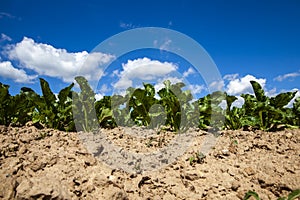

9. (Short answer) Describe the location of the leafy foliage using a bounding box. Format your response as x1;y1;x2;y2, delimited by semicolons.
0;83;13;126
33;78;75;131
0;78;299;132
72;76;98;132
224;81;298;131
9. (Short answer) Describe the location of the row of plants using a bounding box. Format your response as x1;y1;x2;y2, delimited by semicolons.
0;76;299;132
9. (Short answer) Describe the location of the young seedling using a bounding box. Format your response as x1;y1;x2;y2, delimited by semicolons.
243;189;300;200
189;151;206;166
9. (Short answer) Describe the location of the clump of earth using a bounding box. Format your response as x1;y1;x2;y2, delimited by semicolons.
0;124;299;199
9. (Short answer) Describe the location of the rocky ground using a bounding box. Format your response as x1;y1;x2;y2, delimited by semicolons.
0;124;299;199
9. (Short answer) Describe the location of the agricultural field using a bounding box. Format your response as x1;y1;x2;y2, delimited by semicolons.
0;77;300;199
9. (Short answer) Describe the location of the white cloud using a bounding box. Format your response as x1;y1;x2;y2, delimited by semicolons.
95;93;104;101
188;84;206;95
0;33;12;42
6;37;114;83
153;38;172;51
223;73;238;81
231;96;245;108
265;87;277;97
111;70;119;77
114;57;178;89
99;84;110;93
160;39;172;50
183;67;195;78
0;61;37;83
226;74;266;95
219;96;245;110
209;80;224;91
274;71;300;82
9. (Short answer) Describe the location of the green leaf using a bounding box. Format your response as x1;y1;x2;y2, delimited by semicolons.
270;92;297;108
243;190;260;200
250;80;267;102
39;78;57;107
287;189;300;200
58;83;74;105
75;76;95;101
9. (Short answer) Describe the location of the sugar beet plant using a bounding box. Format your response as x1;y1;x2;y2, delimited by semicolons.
0;79;75;131
0;77;299;132
223;81;298;131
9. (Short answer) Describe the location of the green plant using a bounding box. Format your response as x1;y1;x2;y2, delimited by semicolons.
0;78;299;133
189;151;206;166
243;189;300;200
33;78;75;131
240;81;297;131
197;91;225;130
224;94;242;130
243;190;260;200
0;83;12;126
157;80;182;131
72;76;97;132
95;96;117;128
128;83;158;126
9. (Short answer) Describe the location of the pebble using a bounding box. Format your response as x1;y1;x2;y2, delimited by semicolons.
286;132;293;139
231;180;240;191
244;167;255;176
221;149;230;156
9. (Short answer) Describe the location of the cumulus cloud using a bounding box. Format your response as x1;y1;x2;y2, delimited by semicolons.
274;71;300;82
114;57;178;89
6;37;114;83
225;74;266;95
0;61;37;83
183;67;195;78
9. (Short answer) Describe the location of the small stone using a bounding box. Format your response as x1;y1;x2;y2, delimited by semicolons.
286;132;293;139
231;180;240;191
108;175;116;181
199;172;206;179
221;149;230;156
184;172;199;181
228;169;235;176
212;183;219;188
218;186;226;191
244;167;255;176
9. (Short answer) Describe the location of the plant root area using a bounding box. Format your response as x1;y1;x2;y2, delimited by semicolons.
0;125;299;199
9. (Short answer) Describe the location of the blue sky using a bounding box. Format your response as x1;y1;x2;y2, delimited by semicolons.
0;0;299;104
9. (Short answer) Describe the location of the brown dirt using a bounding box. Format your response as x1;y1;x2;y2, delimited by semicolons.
0;124;299;200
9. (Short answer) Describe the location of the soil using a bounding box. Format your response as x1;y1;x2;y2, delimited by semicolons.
0;124;299;200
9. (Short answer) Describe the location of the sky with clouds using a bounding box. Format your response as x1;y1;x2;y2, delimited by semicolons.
0;0;299;104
